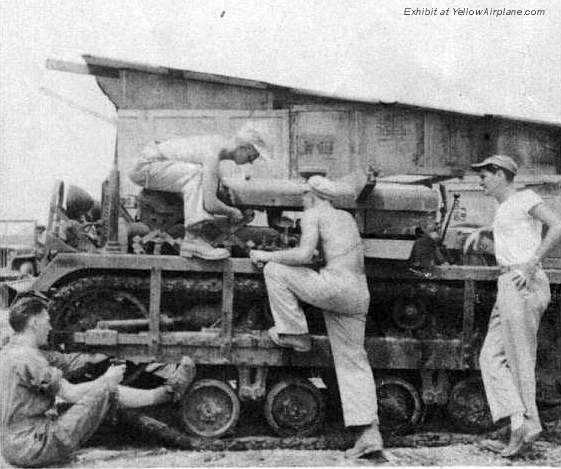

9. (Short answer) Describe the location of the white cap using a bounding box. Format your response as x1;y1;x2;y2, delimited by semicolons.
304;175;339;200
471;154;519;174
235;121;272;161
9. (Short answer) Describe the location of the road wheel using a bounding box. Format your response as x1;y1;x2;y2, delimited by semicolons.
446;376;494;433
264;377;325;437
181;379;240;438
391;297;427;331
377;376;424;434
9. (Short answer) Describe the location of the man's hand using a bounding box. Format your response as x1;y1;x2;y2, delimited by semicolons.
102;364;126;386
228;208;244;223
511;256;539;291
250;249;271;265
463;227;486;254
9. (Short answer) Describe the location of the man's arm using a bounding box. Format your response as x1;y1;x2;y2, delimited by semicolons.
463;225;493;254
510;203;561;290
529;203;561;263
201;161;242;220
251;210;319;266
43;351;108;378
58;364;125;403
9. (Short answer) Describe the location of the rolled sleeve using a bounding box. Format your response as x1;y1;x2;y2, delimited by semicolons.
43;351;108;378
520;190;544;214
19;361;63;396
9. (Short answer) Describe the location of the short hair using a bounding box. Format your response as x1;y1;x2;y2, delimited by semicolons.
478;164;515;183
9;296;48;332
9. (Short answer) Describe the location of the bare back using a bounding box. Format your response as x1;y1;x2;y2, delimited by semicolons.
315;206;364;274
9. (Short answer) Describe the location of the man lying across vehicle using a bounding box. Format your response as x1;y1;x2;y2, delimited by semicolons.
129;123;271;260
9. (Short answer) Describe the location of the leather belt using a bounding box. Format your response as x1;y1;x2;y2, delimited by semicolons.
499;263;542;275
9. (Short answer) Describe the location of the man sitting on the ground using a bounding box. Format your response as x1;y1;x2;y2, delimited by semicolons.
0;294;195;468
129;123;271;260
250;175;383;459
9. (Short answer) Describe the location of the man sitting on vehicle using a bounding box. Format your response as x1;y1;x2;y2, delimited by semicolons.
0;294;195;468
250;175;383;459
129;123;271;260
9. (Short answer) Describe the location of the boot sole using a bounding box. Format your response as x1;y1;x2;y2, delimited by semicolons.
180;249;230;260
345;446;383;459
267;329;311;352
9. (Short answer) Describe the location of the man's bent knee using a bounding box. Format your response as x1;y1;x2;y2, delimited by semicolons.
263;261;284;279
479;344;492;372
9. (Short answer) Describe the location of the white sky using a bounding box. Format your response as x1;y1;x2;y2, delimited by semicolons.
1;0;560;223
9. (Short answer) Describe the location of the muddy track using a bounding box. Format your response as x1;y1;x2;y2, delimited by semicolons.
96;405;561;453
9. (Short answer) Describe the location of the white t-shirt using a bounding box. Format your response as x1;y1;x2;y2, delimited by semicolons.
493;189;544;266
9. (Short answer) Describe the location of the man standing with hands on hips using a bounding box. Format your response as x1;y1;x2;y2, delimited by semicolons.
464;154;561;457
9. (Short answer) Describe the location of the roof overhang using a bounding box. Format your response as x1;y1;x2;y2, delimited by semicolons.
45;55;561;128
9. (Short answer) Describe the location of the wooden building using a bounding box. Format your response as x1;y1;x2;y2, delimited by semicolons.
48;55;561;235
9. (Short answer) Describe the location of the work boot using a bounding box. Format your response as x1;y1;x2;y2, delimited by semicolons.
268;327;311;352
501;423;541;458
345;422;384;459
180;234;230;260
166;356;196;403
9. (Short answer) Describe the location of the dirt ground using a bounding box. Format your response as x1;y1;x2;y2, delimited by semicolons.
55;442;561;468
2;309;561;467
2;435;561;467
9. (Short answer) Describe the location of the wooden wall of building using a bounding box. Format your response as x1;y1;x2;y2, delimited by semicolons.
288;102;560;180
101;70;561;200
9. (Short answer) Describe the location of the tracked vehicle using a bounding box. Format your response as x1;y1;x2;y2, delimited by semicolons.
17;56;561;438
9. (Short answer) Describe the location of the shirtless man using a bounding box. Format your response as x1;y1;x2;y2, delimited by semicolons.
250;175;382;459
464;154;561;457
130;123;270;260
0;294;195;467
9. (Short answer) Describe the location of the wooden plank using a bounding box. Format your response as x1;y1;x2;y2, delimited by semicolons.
83;55;169;75
432;264;561;283
461;279;476;368
72;331;464;369
149;267;162;355
181;70;270;90
36;253;561;296
46;59;91;75
45;59;119;78
220;260;235;357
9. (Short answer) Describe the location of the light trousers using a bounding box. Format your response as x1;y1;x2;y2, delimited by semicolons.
479;269;550;434
129;142;213;228
263;262;377;426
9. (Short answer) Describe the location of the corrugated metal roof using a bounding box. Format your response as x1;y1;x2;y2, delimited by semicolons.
48;55;561;128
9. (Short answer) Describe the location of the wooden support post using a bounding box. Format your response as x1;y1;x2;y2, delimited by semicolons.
423;111;431;168
288;110;299;179
461;279;476;368
220;260;235;358
105;138;122;253
149;267;162;357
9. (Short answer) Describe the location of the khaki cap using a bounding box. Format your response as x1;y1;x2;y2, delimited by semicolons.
470;154;518;174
